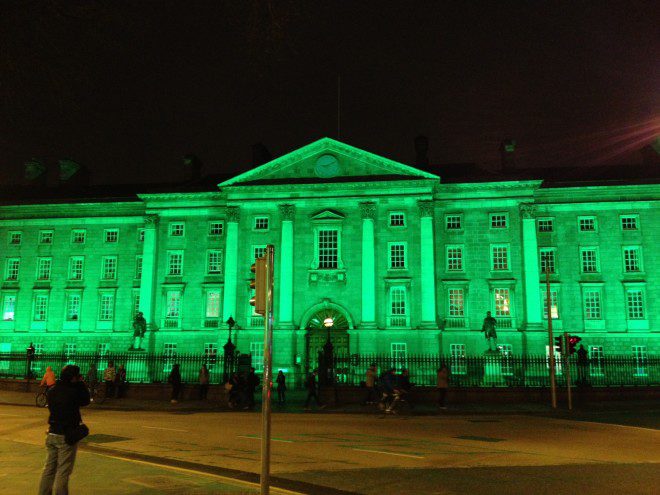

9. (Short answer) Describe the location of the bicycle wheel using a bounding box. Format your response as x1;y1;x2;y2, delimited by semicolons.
35;392;48;408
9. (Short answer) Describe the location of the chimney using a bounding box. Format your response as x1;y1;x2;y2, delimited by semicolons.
58;159;89;187
414;135;429;168
182;154;203;182
24;159;47;186
252;143;272;167
499;139;516;170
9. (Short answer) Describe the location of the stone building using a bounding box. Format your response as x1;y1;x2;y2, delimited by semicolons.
0;138;657;376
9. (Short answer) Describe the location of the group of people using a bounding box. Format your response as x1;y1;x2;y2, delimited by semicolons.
225;367;262;409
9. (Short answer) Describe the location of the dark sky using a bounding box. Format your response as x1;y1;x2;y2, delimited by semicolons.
1;1;658;185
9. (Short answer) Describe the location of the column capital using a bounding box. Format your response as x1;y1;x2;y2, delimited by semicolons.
144;214;159;227
278;204;296;221
226;206;240;223
359;202;376;220
519;203;536;219
418;200;434;218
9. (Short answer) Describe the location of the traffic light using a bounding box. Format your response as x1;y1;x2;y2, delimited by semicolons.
250;257;267;315
554;336;563;354
567;335;582;355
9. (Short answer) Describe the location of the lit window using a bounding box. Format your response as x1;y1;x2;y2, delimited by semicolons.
64;343;76;364
623;247;642;272
104;229;118;243
39;231;53;244
5;258;20;281
66;293;81;320
539;248;556;274
318;229;338;269
391;343;408;372
98;293;114;321
71;230;86;244
36;258;52;280
632;346;647;376
542;289;559;319
491;245;509;271
209;221;224;236
389;212;405;227
445;215;462;230
389;243;406;269
101;256;117;280
166;291;181;318
626;289;645;320
494;288;511;317
33;294;49;321
250;342;264;372
490;213;508;229
204;343;218;370
583;289;601;319
205;290;221;318
163;343;177;372
253;245;267;260
450;344;466;375
169;222;185;237
132;291;141;318
137;228;145;242
537;218;554;233
207;250;223;274
389;287;407;327
498;344;514;375
254;217;269;230
135;256;143;279
590;346;605;376
620;215;638;231
578;216;596;232
580;248;599;273
167;251;183;276
68;257;84;280
446;245;463;271
448;288;464;317
2;295;16;321
8;232;22;245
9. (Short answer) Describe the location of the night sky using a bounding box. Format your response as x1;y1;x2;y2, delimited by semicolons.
1;1;658;185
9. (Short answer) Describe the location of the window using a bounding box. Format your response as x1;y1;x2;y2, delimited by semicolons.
204;343;218;370
132;290;141;318
205;290;221;318
450;344;466;375
578;216;596;232
65;293;81;321
590;346;604;376
167;251;183;276
102;256;117;280
209;221;224;236
68;257;84;280
5;258;20;281
0;343;11;371
96;343;110;370
163;343;177;372
623;247;642;272
71;229;86;244
539;248;556;274
253;245;267;260
632;346;647;377
166;291;181;318
64;343;76;365
254;216;269;230
445;214;462;230
542;289;559;319
33;294;49;321
389;287;407;326
626;289;645;320
494;289;511;317
537;218;554;233
448;288;465;317
546;345;563;375
135;256;143;279
446;245;463;271
389;212;405;227
318;229;339;269
36;258;52;280
137;228;145;242
491;245;509;271
39;230;53;244
620;215;638;231
389;243;406;269
490;213;508;229
98;293;114;321
250;342;264;372
390;343;408;372
103;229;118;243
583;289;602;320
169;222;185;237
497;344;514;375
580;248;599;273
8;232;22;245
207;250;223;274
2;295;16;320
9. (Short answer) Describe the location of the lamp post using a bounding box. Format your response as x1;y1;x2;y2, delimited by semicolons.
223;316;236;383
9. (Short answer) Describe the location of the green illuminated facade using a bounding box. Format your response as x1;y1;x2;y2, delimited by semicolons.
0;138;657;374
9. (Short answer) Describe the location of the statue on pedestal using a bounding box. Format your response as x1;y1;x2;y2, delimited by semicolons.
130;312;147;351
481;311;498;353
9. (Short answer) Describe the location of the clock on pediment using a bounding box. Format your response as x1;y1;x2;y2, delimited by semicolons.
314;154;341;178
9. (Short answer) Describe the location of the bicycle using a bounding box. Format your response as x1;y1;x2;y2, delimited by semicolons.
35;386;49;408
88;382;107;405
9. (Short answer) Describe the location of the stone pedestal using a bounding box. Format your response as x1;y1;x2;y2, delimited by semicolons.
125;351;149;384
482;350;505;386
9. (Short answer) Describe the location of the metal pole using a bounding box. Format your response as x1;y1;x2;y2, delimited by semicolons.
260;245;274;495
564;332;573;411
545;269;557;409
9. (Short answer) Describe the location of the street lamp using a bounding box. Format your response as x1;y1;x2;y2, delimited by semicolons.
223;316;236;383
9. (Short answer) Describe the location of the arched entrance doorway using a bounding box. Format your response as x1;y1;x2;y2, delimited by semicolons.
302;303;351;375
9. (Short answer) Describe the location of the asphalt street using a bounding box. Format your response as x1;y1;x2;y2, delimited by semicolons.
0;397;658;494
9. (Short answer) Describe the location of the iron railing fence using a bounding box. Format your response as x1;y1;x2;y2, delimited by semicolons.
331;353;660;388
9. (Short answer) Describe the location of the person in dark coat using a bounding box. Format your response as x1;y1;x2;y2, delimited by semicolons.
304;370;325;410
38;365;90;495
246;367;260;409
168;364;182;404
114;364;127;398
576;345;590;386
276;370;286;404
199;364;210;400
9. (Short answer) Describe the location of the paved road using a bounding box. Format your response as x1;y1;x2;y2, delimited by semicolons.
1;402;658;494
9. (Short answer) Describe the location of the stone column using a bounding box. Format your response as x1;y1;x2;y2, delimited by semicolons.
419;200;437;328
520;203;543;329
139;215;159;329
278;204;295;329
222;206;240;323
360;202;377;328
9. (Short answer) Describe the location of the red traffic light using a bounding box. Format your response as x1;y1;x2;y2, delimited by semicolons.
567;335;582;355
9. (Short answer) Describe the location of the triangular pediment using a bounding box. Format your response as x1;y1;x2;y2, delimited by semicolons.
311;209;345;221
219;138;438;187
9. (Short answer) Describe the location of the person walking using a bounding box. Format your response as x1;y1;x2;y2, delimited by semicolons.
38;365;90;495
304;370;325;410
103;361;116;398
40;366;56;390
114;364;127;398
436;364;450;410
168;363;182;404
198;364;210;400
364;363;378;404
276;370;286;404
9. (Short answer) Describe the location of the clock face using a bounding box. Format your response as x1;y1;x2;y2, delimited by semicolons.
315;154;341;178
